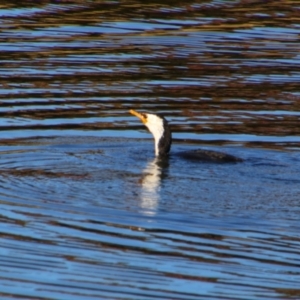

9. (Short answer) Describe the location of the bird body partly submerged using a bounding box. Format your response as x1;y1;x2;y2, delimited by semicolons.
176;149;242;162
130;109;242;163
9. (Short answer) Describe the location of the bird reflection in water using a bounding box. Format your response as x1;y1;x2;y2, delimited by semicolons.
139;157;169;215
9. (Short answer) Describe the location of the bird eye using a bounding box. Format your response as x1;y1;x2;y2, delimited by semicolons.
141;113;147;119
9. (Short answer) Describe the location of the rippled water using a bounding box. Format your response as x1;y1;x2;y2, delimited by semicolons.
1;1;300;299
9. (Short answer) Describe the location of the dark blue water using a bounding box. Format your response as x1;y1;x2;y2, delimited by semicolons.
0;1;300;299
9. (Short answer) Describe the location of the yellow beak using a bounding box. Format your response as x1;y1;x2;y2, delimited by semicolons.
129;109;147;124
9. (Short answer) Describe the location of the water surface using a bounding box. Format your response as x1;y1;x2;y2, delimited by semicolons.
0;1;300;299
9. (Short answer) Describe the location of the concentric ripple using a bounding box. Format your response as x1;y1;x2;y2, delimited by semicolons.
0;137;300;299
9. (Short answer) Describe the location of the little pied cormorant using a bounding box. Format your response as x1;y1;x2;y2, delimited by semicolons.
130;109;242;162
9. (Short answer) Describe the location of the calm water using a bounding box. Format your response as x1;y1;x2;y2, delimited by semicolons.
0;1;300;299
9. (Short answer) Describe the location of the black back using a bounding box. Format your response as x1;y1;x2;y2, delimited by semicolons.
177;149;242;163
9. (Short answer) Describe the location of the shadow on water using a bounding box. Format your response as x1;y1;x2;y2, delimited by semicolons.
0;0;300;299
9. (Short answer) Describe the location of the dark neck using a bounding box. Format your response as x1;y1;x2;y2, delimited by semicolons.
158;118;172;156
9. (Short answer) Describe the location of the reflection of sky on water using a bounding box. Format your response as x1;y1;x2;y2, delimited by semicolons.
0;7;45;17
1;1;300;298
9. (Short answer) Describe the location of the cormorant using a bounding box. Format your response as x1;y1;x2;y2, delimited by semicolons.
130;109;242;162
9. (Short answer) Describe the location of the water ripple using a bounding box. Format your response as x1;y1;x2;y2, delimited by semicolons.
0;0;300;299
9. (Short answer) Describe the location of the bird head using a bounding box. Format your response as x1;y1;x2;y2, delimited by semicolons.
130;109;172;156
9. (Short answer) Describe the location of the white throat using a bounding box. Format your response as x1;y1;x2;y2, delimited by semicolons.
145;115;164;156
